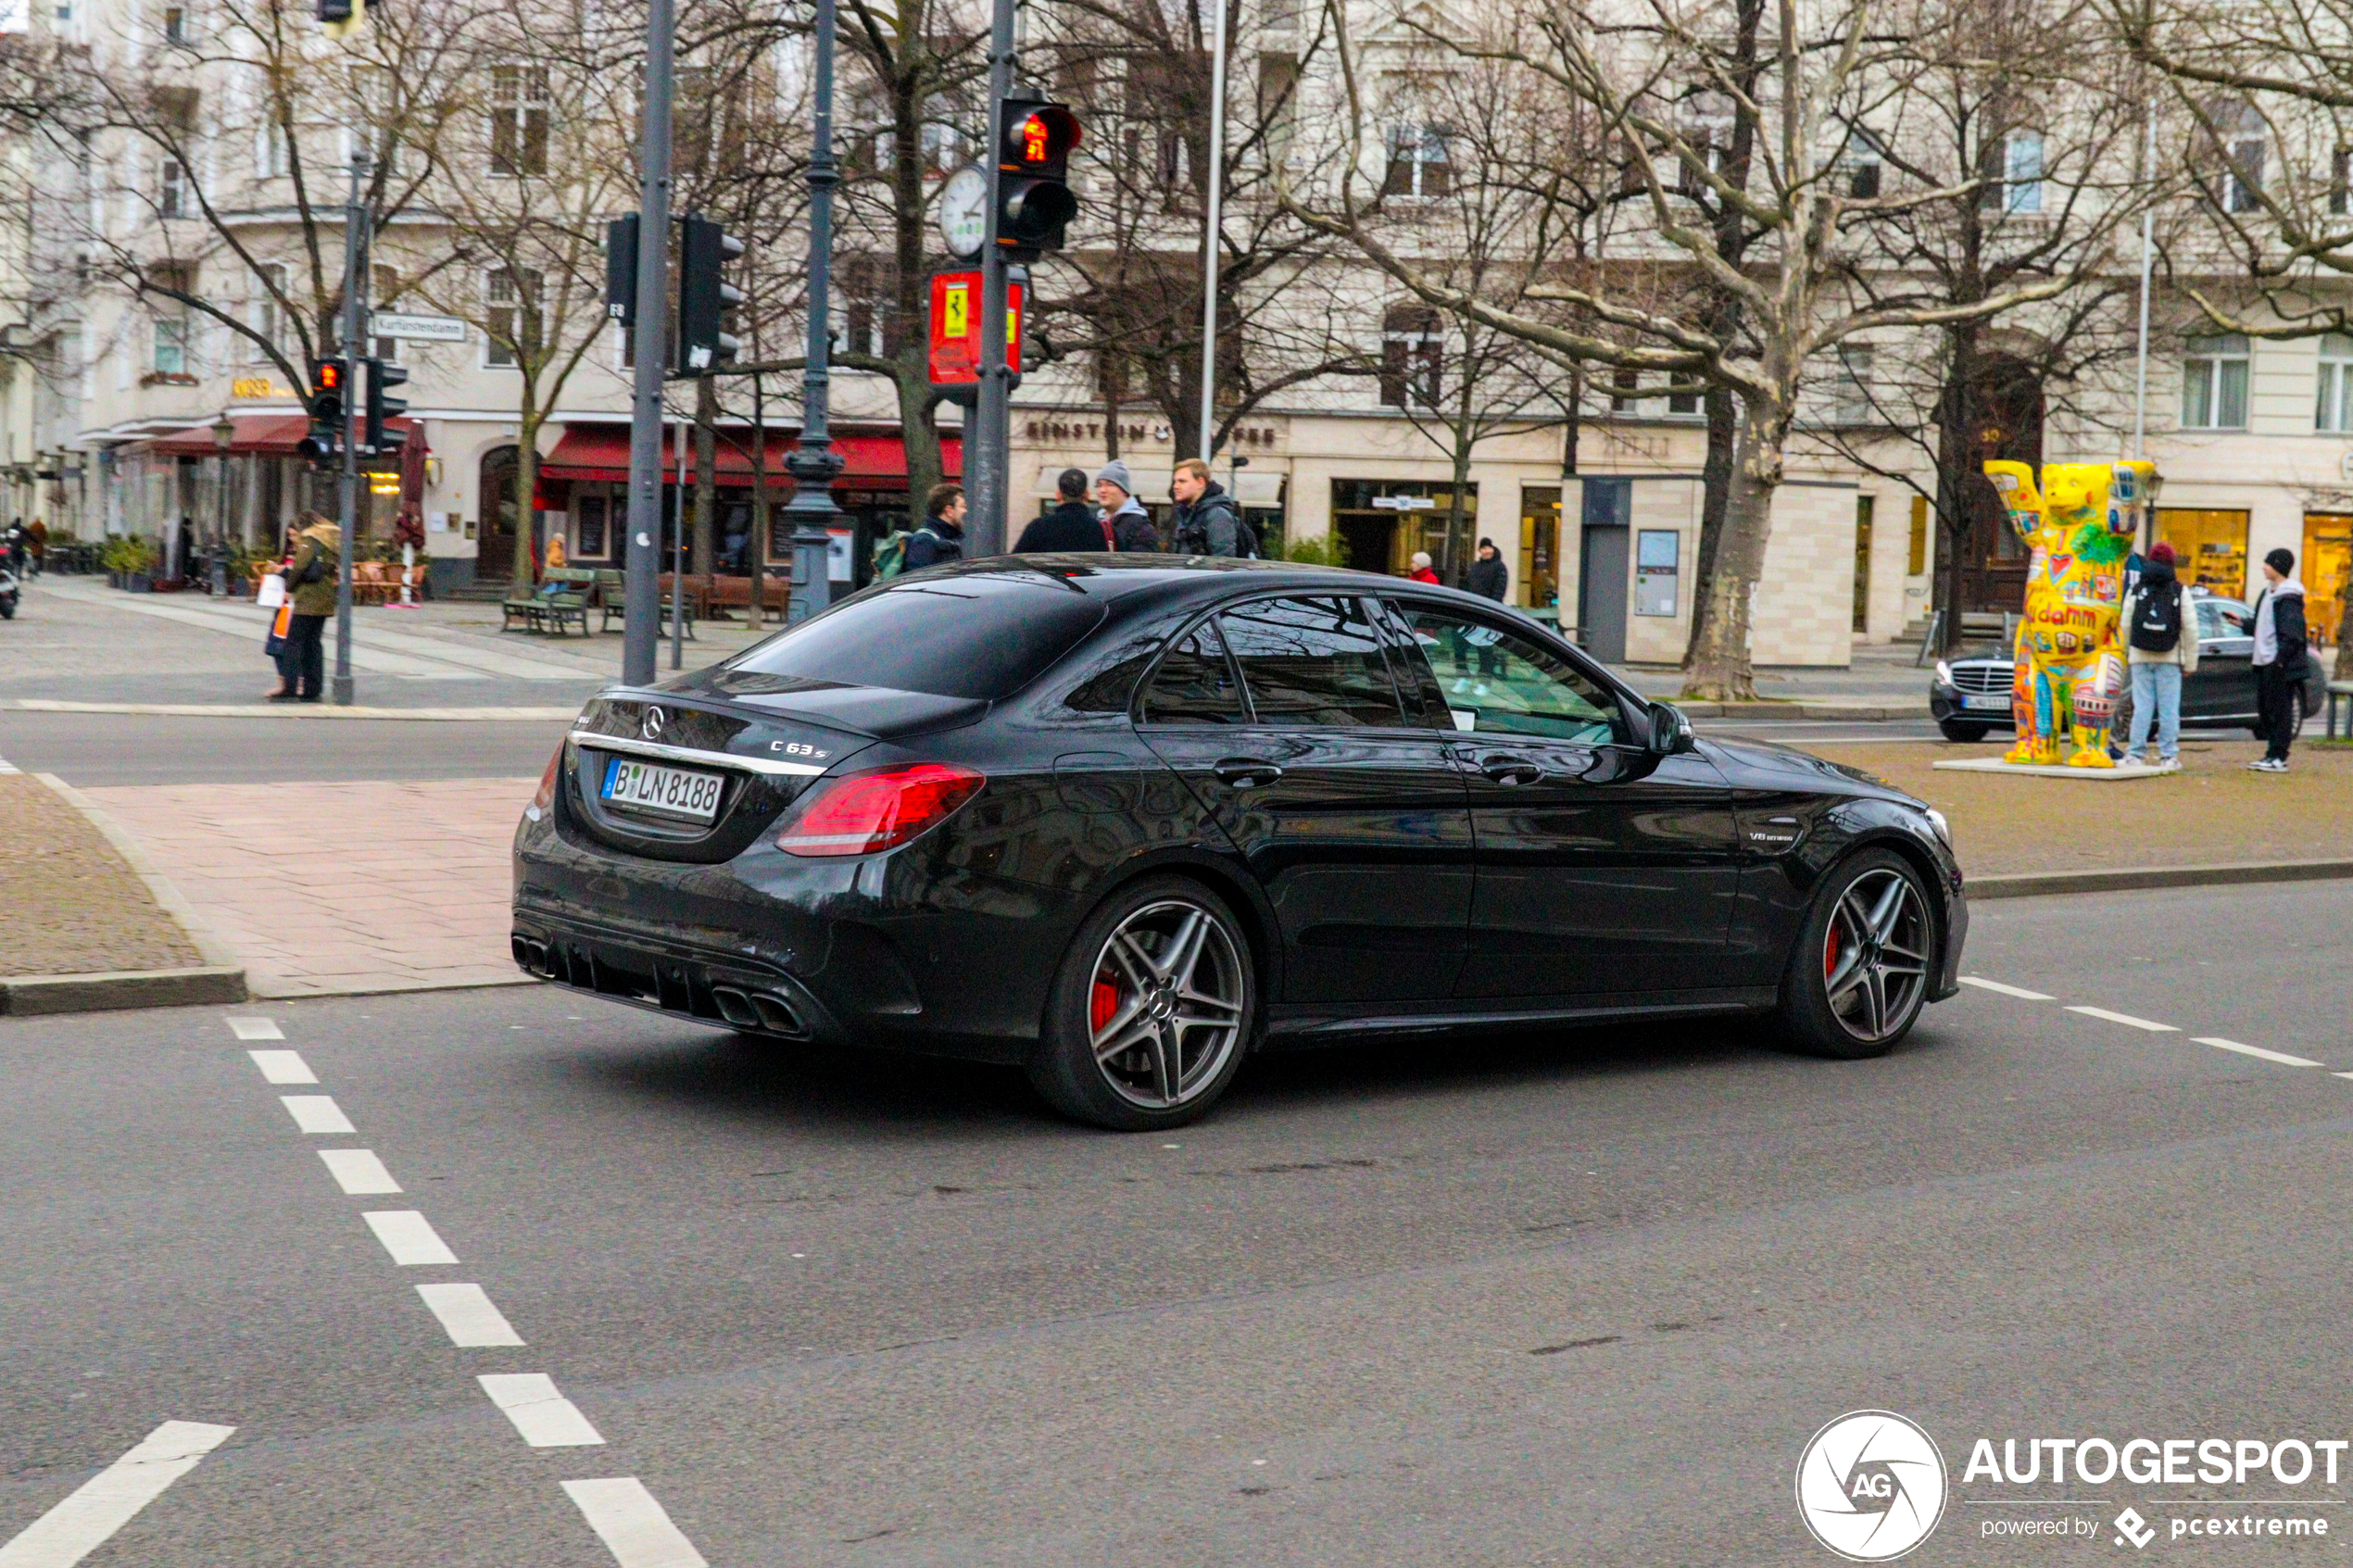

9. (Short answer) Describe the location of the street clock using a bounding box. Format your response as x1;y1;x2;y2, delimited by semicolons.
938;164;989;259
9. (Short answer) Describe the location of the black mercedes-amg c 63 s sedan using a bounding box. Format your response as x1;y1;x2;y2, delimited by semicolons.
512;557;1967;1130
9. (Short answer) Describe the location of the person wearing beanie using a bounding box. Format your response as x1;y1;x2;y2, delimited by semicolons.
2248;546;2309;771
1466;537;1509;601
2119;539;2198;768
1407;550;1441;584
1095;459;1161;552
1015;468;1111;552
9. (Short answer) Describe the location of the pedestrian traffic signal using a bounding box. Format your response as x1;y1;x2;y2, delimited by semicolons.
298;358;348;458
676;215;742;375
605;214;638;328
995;96;1080;254
364;357;408;455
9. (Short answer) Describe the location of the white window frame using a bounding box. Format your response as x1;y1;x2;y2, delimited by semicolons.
2182;333;2250;430
1380;305;1442;407
1841;129;1882;201
1833;345;1875;425
2318;334;2353;433
248;260;287;365
484;267;542;369
488;63;550;178
2003;131;2043;213
2222;125;2266;214
1383;122;1450;200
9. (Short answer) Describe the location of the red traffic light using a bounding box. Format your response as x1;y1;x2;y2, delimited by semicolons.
1000;101;1079;175
314;360;343;391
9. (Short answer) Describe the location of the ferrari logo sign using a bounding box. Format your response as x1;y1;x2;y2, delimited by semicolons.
926;270;1023;397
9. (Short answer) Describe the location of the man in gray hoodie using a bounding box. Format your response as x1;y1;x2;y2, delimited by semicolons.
1096;459;1162;553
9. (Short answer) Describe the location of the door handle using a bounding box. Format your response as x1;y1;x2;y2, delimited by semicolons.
1477;754;1544;786
1214;757;1285;789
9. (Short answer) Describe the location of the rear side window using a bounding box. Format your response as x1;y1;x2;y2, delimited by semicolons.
724;574;1105;699
1140;623;1246;723
1216;596;1407;727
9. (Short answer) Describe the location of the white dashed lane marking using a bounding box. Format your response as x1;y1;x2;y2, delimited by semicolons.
2196;1036;2323;1069
416;1284;525;1348
478;1374;604;1447
279;1095;355;1135
2063;1006;2178;1033
246;1049;316;1085
1959;976;2056;1000
226;1017;283;1041
362;1210;458;1267
318;1149;401;1196
562;1477;711;1568
0;1420;235;1568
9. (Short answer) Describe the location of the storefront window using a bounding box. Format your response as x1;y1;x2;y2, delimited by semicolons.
574;494;608;559
2303;513;2350;646
2155;508;2250;598
1518;486;1560;609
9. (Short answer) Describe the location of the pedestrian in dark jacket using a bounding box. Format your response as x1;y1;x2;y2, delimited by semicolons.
1170;458;1249;556
275;512;339;702
1096;459;1161;552
902;483;967;571
1014;469;1109;552
2249;546;2309;771
1466;537;1508;601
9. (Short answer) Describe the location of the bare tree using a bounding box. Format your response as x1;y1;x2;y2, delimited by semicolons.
1290;0;2132;698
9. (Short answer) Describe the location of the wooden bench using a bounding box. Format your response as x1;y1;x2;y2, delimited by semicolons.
704;573;789;620
598;570;697;638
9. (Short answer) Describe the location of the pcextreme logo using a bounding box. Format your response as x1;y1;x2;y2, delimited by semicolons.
1796;1410;1949;1562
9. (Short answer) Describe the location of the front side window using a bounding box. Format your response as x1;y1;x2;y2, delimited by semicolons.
1395;604;1626;744
1217;596;1406;727
1139;623;1246;724
2183;333;2249;429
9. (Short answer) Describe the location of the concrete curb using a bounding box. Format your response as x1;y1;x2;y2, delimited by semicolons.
1671;701;1931;721
9;700;582;721
249;972;539;1001
8;772;249;1015
1970;858;2353;900
1;966;248;1016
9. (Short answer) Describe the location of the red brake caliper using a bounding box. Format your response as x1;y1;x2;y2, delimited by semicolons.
1090;979;1121;1035
1824;922;1842;981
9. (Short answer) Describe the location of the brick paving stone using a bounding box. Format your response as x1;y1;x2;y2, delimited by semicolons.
0;774;202;976
82;776;538;998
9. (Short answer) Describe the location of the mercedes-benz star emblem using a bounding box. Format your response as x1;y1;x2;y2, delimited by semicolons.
641;706;665;740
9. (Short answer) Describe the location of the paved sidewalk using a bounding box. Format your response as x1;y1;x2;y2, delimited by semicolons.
82;777;535;997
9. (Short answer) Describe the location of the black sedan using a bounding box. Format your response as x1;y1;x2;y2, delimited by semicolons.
513;558;1968;1129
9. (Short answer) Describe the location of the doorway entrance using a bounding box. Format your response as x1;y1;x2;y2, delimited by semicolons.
477;446;519;582
1577;478;1631;663
1959;356;2044;611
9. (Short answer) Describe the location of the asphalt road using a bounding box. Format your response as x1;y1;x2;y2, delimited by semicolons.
6;880;2351;1565
0;710;575;785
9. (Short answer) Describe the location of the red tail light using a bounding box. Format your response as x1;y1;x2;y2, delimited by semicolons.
774;763;984;857
530;743;564;814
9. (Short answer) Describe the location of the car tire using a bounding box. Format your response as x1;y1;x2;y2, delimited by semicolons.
1027;875;1257;1131
1936;720;1990;742
1774;848;1939;1061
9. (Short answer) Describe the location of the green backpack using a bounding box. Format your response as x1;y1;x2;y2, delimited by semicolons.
873;528;914;579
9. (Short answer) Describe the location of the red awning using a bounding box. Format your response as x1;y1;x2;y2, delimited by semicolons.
140;413;415;457
539;425;961;486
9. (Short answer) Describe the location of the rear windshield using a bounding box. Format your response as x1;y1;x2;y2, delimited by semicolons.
722;574;1107;699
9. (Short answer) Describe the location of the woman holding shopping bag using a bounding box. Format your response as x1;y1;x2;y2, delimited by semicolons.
258;524;300;699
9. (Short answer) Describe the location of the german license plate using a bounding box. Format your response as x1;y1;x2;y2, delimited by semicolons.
601;757;724;822
1961;693;2010;712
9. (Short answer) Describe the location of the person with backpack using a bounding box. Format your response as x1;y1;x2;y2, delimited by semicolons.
275;510;339;703
1169;458;1253;557
1014;469;1109;552
899;483;966;573
2248;546;2309;772
2118;539;2197;769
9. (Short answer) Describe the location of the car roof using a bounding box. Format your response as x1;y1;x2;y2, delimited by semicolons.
908;553;1512;616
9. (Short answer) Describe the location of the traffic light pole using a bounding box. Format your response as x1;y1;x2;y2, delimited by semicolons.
622;0;676;687
970;0;1018;558
333;152;369;708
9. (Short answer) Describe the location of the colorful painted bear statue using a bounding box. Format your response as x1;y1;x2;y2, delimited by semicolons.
1981;459;2157;768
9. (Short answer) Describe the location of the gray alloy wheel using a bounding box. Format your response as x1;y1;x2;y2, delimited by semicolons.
1028;877;1257;1130
1819;867;1932;1046
1777;849;1937;1060
1085;898;1248;1111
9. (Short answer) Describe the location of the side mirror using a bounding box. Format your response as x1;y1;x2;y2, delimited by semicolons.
1646;700;1696;756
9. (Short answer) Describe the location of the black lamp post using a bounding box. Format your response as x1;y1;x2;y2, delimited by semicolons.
780;0;843;624
209;410;235;596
